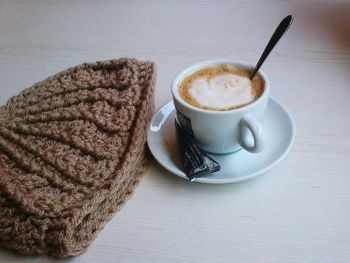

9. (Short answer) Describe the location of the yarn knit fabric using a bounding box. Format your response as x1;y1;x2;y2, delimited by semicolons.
0;58;156;257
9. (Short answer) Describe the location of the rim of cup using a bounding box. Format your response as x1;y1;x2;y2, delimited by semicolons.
171;59;270;115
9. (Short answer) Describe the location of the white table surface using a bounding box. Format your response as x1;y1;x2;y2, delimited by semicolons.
0;0;349;262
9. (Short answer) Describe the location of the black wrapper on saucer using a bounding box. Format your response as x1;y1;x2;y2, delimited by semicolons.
175;120;220;181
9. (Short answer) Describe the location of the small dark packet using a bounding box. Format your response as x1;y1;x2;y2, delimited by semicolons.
175;120;220;181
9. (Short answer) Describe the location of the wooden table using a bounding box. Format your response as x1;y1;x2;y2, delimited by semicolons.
0;1;349;262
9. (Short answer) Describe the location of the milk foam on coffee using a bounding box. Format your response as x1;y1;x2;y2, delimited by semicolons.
178;64;264;111
189;73;255;109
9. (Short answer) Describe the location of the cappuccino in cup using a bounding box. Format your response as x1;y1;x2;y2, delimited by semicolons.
171;60;269;154
178;64;264;111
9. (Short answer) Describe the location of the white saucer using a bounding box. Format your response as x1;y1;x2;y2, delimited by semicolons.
147;98;295;184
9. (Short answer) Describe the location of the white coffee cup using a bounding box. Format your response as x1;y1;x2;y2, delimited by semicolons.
171;59;269;154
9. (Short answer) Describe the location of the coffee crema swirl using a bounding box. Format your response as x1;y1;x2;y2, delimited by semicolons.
178;64;264;111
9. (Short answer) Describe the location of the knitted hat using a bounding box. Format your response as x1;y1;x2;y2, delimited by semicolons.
0;58;156;257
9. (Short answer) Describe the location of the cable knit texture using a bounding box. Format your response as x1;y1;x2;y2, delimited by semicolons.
0;58;156;257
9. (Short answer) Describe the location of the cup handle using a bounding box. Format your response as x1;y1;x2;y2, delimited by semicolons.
239;115;266;153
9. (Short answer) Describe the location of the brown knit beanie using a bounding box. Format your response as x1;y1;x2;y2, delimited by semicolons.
0;58;156;257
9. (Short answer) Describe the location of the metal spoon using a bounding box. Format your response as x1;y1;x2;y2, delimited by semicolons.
250;15;294;80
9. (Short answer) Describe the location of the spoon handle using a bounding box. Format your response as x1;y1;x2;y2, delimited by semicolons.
250;15;294;79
